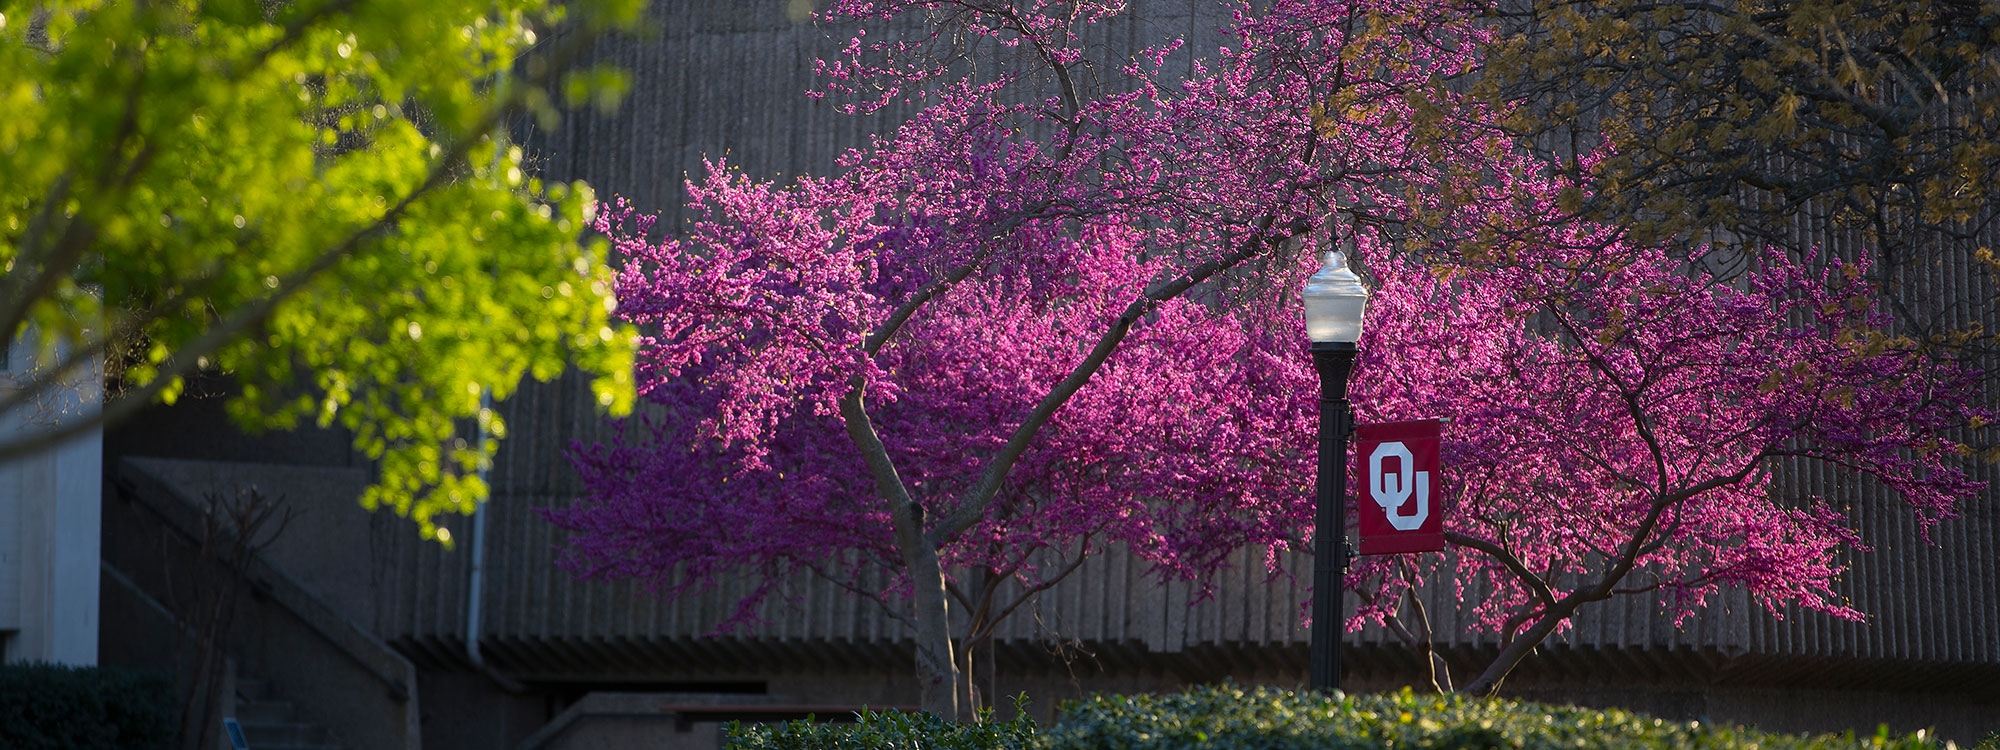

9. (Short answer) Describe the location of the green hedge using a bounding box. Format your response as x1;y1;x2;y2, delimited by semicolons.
728;685;1951;750
0;663;176;750
1049;685;1946;749
728;702;1041;750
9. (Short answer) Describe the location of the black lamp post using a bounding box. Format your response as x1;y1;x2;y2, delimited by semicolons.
1303;248;1369;693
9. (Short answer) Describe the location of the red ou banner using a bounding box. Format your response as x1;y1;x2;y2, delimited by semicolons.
1353;419;1445;555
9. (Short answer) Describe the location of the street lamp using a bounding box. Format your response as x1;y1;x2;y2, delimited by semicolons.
1303;247;1369;692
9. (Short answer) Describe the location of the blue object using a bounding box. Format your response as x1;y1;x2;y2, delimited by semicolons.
224;717;250;749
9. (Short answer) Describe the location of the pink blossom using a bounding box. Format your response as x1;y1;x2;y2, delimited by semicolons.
544;0;1986;707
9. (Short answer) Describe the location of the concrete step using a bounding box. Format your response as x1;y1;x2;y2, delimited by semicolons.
235;678;273;702
232;674;343;749
235;699;297;725
238;720;334;748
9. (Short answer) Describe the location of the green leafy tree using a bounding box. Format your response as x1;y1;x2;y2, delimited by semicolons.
1478;0;2000;392
0;0;640;537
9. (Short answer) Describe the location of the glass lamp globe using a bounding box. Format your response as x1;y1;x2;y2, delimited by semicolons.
1303;251;1370;344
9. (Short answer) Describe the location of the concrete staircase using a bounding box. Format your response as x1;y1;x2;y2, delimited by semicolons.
234;678;344;750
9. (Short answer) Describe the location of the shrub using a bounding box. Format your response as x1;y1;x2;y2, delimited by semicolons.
727;703;1042;750
727;685;1950;750
1046;685;1944;750
0;663;176;750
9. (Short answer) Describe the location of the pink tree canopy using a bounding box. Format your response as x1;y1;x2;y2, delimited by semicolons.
1351;230;1987;693
560;183;1313;626
545;0;1988;710
548;0;1514;716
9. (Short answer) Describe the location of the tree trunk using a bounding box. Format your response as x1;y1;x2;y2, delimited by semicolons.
1402;579;1452;693
839;389;960;718
1424;649;1452;694
1459;602;1577;696
903;539;960;718
1452;492;1691;696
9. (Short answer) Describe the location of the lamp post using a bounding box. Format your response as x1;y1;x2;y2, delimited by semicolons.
1303;248;1369;692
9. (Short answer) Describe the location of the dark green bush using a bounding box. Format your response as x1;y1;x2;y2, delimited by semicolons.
1972;729;1997;750
727;702;1041;750
0;663;175;750
727;685;1950;750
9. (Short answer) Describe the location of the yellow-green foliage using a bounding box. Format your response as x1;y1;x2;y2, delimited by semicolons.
1474;0;2000;454
730;703;1042;750
0;0;643;539
1478;0;2000;279
1049;686;1947;749
729;686;1954;750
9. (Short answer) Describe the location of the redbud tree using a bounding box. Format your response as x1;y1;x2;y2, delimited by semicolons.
1352;232;1986;695
544;0;1987;714
548;0;1511;716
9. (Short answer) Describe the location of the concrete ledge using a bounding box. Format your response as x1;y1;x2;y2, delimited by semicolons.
518;692;919;750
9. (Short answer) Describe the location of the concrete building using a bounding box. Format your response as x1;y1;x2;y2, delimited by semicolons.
2;333;102;667
94;2;2000;749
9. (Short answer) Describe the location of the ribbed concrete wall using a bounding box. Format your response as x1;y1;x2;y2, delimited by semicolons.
377;485;1995;693
371;0;2000;697
517;1;1237;236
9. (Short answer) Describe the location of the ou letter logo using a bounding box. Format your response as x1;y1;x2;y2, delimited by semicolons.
1368;441;1429;531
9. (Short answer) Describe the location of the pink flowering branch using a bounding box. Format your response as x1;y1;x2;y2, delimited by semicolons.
547;0;1985;715
1355;240;1985;695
